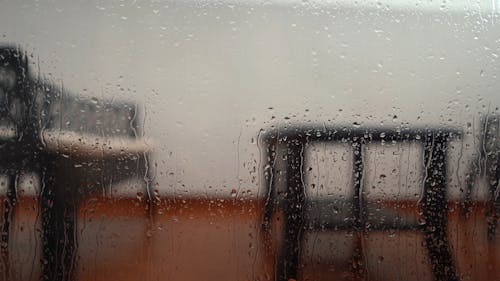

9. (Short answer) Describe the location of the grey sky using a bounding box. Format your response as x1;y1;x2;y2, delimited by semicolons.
1;0;499;198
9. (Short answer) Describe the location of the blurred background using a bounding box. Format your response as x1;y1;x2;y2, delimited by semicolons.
1;0;500;280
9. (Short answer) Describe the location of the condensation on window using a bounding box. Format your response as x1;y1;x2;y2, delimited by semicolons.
1;1;500;281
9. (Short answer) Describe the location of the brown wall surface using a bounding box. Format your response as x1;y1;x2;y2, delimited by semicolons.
2;196;499;281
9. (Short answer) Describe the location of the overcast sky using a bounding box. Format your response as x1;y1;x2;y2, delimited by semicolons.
1;0;500;198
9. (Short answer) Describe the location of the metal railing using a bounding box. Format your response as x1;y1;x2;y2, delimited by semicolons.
260;124;462;281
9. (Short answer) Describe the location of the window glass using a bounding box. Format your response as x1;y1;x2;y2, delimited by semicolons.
1;1;500;280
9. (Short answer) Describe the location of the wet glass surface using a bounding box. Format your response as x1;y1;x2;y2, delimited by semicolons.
1;1;500;281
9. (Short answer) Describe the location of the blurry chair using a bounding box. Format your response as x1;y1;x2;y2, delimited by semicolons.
0;46;153;281
260;125;461;281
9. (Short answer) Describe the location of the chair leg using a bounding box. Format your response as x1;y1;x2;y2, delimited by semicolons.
278;204;304;281
422;134;459;281
40;161;77;281
1;173;17;280
277;143;305;281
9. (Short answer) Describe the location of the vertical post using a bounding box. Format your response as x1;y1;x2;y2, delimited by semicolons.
422;131;458;281
262;140;277;232
352;140;364;229
484;115;500;242
351;139;366;279
486;153;500;242
1;173;17;280
40;156;77;281
278;138;306;281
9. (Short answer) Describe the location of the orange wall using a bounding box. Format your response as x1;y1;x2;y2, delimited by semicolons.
2;196;499;281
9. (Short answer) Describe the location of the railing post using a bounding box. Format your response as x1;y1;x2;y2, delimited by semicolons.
422;130;458;281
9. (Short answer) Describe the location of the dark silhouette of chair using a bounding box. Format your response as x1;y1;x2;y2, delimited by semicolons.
0;46;153;281
260;125;461;281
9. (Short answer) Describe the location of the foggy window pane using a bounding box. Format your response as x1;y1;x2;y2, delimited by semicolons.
1;0;500;281
305;143;353;199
